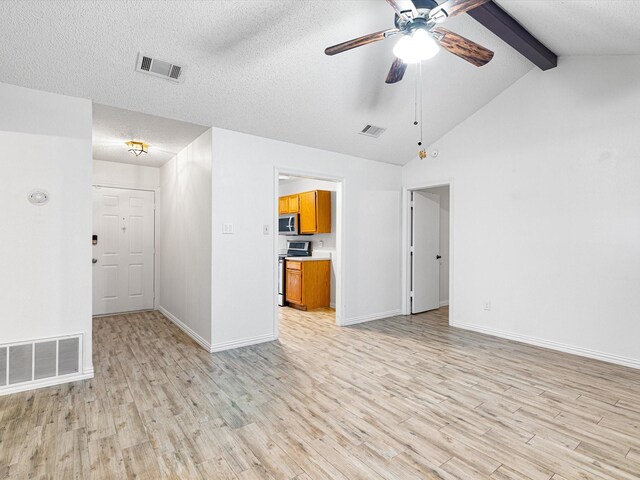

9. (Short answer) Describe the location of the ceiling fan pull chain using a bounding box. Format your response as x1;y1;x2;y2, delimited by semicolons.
417;61;427;160
414;62;419;127
419;61;424;147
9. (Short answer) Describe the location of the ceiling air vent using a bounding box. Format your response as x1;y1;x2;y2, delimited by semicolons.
359;124;386;138
135;52;185;83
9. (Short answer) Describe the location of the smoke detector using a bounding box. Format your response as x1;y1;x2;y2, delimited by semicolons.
359;124;386;138
28;189;50;206
135;52;185;83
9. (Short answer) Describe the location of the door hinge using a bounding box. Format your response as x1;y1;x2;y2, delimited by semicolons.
410;291;414;298
410;246;414;253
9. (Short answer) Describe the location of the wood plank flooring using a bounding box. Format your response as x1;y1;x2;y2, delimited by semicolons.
1;307;640;479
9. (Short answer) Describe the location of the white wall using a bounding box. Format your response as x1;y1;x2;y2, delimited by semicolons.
0;82;93;380
211;128;402;350
278;177;339;307
403;56;640;367
423;186;450;305
159;130;213;348
93;159;160;190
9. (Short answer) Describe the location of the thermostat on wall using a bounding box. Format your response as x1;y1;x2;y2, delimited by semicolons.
28;189;50;206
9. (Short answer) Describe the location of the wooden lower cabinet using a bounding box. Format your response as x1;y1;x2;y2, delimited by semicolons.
285;260;330;310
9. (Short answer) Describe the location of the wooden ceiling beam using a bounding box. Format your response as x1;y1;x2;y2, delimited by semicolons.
468;1;558;71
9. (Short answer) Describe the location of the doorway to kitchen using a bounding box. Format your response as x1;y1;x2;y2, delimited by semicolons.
402;183;452;323
274;171;343;335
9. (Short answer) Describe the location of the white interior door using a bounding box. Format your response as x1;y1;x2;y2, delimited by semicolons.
92;186;155;315
411;191;440;314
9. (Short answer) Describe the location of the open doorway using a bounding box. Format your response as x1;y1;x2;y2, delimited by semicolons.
91;103;208;317
403;184;451;322
274;172;343;333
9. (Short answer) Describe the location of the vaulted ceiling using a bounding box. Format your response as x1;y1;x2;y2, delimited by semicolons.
1;1;639;165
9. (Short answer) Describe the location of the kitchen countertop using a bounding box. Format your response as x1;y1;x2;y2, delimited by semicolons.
285;256;330;262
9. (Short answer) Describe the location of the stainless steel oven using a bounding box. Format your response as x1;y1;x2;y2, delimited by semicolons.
278;214;299;235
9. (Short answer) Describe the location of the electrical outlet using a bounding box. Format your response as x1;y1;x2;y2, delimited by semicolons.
263;224;270;235
222;223;233;234
483;301;491;311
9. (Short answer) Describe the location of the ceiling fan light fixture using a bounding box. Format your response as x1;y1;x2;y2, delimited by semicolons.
126;140;149;157
393;29;440;64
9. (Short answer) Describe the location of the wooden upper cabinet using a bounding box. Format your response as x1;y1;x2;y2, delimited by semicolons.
299;191;316;234
279;190;331;234
288;195;299;213
278;196;289;215
278;194;300;214
299;190;331;234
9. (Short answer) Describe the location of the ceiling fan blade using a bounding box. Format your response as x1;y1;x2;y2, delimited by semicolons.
385;0;413;20
433;27;494;66
324;29;399;56
429;0;490;22
385;57;408;84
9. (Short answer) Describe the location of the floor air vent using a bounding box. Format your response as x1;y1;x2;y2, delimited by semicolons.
136;52;185;83
359;124;386;138
0;335;81;391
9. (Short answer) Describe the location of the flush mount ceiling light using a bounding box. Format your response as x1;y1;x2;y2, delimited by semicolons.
126;141;149;157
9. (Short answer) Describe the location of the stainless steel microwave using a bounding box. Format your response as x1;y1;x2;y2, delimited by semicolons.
278;214;299;235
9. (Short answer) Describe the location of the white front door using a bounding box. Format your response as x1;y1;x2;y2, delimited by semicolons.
411;191;440;314
92;186;155;315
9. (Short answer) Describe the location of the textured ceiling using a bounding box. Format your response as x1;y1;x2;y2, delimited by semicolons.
494;0;640;56
0;1;637;165
93;104;208;167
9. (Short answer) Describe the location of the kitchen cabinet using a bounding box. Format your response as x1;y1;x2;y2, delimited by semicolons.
299;190;331;234
285;259;330;310
288;195;299;213
278;196;288;215
278;194;300;215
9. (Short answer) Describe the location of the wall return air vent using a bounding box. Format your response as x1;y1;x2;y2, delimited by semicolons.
359;124;386;138
135;52;185;83
1;334;82;395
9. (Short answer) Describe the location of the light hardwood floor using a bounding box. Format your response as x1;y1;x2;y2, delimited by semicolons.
1;307;640;479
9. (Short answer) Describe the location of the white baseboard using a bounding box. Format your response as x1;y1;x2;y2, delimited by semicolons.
342;309;402;326
158;306;212;352
210;334;277;353
452;321;640;370
439;300;449;307
0;371;94;397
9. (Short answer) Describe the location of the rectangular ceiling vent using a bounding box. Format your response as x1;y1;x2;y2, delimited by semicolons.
136;52;185;83
359;124;386;138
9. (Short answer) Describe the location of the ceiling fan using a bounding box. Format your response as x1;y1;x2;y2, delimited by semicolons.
324;0;495;84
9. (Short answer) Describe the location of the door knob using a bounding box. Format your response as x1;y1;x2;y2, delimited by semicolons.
436;255;442;260
92;258;98;264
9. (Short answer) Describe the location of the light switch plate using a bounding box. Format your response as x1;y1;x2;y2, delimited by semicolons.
263;224;270;235
222;223;233;234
